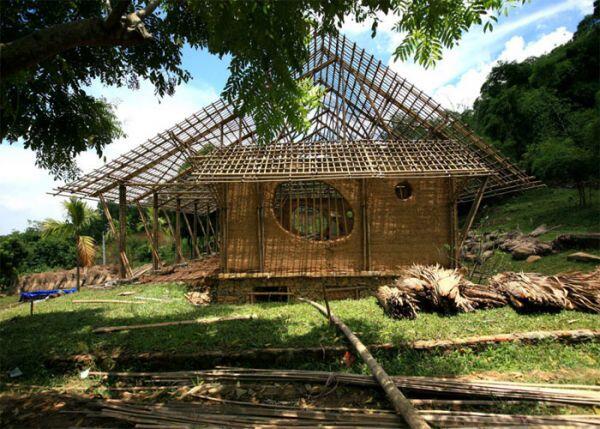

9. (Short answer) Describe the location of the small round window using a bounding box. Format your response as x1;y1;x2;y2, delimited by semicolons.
395;181;412;200
272;181;354;241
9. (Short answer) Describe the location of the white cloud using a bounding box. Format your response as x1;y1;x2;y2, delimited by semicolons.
0;80;218;234
434;27;573;109
342;0;589;99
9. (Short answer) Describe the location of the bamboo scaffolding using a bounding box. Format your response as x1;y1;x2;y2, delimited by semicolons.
54;33;541;209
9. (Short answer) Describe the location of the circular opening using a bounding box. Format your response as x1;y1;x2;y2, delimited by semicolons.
395;181;412;200
272;181;354;241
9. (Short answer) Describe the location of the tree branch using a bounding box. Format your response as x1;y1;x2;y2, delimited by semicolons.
0;0;162;80
136;0;162;19
105;0;132;29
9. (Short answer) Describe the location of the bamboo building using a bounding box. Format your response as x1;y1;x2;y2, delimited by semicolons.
54;34;541;302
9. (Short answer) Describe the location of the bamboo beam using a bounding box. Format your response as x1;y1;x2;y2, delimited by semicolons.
459;176;490;251
99;194;132;278
136;202;161;267
152;192;160;270
299;297;430;429
175;197;183;263
118;183;128;279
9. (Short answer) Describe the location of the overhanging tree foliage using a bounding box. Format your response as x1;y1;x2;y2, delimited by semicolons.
1;0;523;179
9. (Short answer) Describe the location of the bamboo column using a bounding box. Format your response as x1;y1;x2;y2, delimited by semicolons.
99;194;132;277
183;209;201;259
256;183;265;272
193;201;199;258
221;184;228;273
448;178;459;268
152;192;159;270
459;176;490;250
160;208;184;262
360;179;370;271
136;202;161;267
206;202;216;253
175;197;182;263
118;183;128;278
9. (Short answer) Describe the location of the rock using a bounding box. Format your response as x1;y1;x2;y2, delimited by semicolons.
553;233;600;250
529;224;549;237
511;243;537;260
566;252;600;263
463;253;478;262
480;250;494;261
526;255;542;263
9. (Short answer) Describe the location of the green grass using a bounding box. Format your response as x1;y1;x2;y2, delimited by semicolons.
477;187;599;237
468;188;600;276
1;283;598;387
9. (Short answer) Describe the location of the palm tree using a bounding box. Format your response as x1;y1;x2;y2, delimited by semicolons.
42;197;98;291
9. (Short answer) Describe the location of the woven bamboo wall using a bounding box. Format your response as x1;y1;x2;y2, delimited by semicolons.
224;178;452;273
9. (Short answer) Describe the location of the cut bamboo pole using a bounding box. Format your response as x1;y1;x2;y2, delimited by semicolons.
73;299;145;305
299;297;430;429
92;314;256;334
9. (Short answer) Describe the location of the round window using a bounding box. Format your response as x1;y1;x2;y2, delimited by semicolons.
395;181;412;200
272;181;354;241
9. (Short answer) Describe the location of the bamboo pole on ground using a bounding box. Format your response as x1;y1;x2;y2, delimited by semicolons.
299;297;430;429
93;314;256;334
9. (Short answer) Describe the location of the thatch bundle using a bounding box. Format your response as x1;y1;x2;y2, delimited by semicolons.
377;265;599;320
491;269;600;313
377;265;482;319
400;265;474;313
558;268;600;313
374;286;419;320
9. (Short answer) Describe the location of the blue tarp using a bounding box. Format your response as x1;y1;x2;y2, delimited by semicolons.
20;288;77;301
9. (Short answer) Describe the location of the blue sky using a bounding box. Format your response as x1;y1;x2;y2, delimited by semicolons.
0;0;594;234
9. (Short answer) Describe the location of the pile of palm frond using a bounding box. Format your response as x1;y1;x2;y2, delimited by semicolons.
377;265;482;319
491;269;600;313
374;286;418;320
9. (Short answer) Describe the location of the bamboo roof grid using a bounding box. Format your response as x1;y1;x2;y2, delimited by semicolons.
54;32;542;212
189;140;492;183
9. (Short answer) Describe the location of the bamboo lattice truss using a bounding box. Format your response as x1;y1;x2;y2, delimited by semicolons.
188;140;492;183
54;33;541;210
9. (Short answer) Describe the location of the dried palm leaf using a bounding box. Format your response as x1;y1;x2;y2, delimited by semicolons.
375;286;418;320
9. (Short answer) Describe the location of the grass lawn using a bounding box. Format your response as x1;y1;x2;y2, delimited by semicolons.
1;282;599;388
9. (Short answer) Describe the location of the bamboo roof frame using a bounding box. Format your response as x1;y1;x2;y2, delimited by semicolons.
54;33;542;213
189;140;492;183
